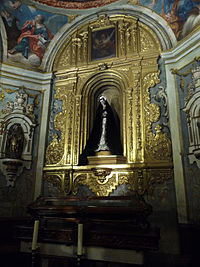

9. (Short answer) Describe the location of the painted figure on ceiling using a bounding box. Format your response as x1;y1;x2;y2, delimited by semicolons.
181;3;200;38
8;14;54;60
0;0;67;66
79;96;123;165
140;0;200;39
161;0;184;39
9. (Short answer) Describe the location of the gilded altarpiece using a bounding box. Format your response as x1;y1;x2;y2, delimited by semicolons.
44;15;172;197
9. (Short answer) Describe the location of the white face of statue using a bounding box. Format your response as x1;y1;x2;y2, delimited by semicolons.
99;96;106;109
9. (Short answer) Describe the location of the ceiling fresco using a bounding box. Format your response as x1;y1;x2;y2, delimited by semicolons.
31;0;121;9
1;0;200;68
0;0;68;67
140;0;200;39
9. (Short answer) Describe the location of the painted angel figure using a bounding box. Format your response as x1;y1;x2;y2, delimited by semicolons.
8;14;54;60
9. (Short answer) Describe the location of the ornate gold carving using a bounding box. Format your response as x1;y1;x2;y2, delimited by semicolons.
150;125;171;160
68;14;79;24
98;63;108;71
44;172;63;193
128;0;139;4
119;168;173;197
54;43;71;70
127;87;134;162
118;22;126;57
73;174;87;195
139;24;160;54
133;71;142;159
172;65;195;90
118;172;136;191
73;168;172;197
73;169;119;196
44;14;171;198
146;169;173;199
44;170;72;195
91;168;112;182
64;171;72;195
53;14;159;71
118;19;138;57
91;14;115;30
0;87;5;101
171;57;200;91
45;82;76;165
73;95;81;165
45;134;64;165
44;167;173;197
143;71;171;161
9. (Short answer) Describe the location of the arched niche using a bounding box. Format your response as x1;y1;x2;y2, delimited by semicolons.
80;70;127;158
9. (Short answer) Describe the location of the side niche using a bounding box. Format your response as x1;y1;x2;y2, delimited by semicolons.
0;92;36;186
184;66;200;168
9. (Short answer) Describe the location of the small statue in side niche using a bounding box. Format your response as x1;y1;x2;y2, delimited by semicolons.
5;123;24;159
79;95;123;165
26;104;35;122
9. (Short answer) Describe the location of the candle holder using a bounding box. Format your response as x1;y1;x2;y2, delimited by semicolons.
32;247;40;267
76;254;82;267
77;223;83;266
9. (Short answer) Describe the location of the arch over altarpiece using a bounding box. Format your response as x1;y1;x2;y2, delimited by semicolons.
44;14;173;197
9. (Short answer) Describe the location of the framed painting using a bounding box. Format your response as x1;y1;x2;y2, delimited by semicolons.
91;27;116;61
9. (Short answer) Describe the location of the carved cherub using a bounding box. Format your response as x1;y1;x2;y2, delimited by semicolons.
26;104;35;122
14;92;28;109
2;101;14;115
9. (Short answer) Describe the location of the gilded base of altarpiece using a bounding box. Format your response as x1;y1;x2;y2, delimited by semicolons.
43;164;173;197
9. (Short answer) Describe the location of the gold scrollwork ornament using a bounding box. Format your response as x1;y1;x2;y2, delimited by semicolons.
45;134;64;165
73;170;120;196
44;172;63;193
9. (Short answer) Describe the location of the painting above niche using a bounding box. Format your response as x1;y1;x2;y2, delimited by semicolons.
91;27;116;61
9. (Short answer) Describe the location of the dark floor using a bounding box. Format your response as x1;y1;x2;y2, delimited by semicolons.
0;221;200;267
0;252;199;267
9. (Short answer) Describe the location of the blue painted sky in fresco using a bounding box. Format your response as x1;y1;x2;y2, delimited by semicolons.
0;0;68;34
140;0;200;21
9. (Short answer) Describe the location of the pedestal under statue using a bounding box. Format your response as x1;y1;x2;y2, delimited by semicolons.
79;96;123;165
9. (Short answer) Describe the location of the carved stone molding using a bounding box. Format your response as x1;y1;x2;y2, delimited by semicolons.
184;64;200;167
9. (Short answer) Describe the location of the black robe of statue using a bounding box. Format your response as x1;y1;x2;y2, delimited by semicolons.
79;100;123;165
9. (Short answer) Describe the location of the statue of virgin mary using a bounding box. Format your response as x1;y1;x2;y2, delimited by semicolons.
79;96;123;165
